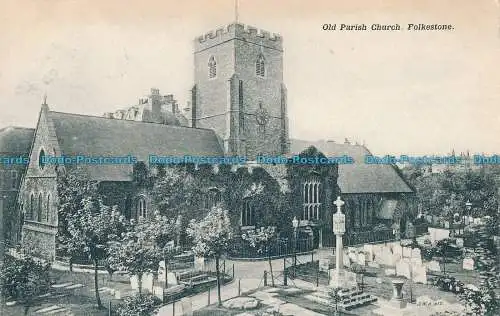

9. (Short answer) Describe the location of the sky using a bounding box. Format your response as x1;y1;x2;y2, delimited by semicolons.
1;0;499;155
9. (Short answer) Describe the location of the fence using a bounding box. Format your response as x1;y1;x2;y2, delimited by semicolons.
322;228;395;247
227;237;314;259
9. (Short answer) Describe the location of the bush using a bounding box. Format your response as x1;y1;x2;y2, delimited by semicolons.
115;294;162;316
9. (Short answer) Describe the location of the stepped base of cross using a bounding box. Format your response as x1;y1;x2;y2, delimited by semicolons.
304;270;377;311
305;285;377;311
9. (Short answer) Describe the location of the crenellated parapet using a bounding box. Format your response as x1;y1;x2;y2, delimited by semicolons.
195;23;283;52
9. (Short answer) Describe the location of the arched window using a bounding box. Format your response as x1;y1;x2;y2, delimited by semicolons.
46;194;51;222
38;148;46;170
29;193;34;220
256;54;265;77
137;196;147;220
10;170;18;189
241;198;254;227
208;56;217;79
204;188;222;209
37;193;43;222
302;176;321;221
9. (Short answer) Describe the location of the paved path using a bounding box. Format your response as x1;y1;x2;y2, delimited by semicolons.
156;251;327;315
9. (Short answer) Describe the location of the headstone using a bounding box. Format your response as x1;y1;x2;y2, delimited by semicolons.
392;244;403;258
385;268;396;276
158;261;166;282
444;221;450;229
426;215;433;223
363;244;374;259
152;286;163;300
167;272;178;286
427;260;441;272
357;252;366;266
181;297;193;316
114;290;121;300
130;275;139;290
402;247;412;258
343;251;351;268
194;256;205;271
456;238;464;248
396;259;411;279
349;250;358;262
411;248;422;265
412;264;427;284
463;258;474;271
368;261;380;268
142;273;154;293
381;247;395;266
319;258;329;272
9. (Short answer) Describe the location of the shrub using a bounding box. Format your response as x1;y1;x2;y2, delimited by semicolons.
115;294;162;316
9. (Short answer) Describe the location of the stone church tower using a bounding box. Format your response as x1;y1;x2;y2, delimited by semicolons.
191;23;290;158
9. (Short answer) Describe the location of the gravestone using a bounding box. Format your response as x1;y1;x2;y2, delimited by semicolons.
411;248;422;266
427;260;441;272
412;264;427;284
385;268;396;276
181;297;193;316
167;272;178;286
463;258;474;271
152;286;163;300
444;221;450;229
142;273;154;293
393;244;403;258
343;251;351;268
402;247;412;258
194;256;205;271
396;259;411;279
456;238;464;248
158;261;166;282
349;250;358;262
319;258;329;272
130;275;139;290
357;252;366;266
382;247;396;266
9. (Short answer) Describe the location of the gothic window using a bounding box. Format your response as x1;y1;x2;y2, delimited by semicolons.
10;170;17;189
302;176;321;221
46;194;51;222
29;193;34;220
208;56;217;79
37;193;43;222
204;188;222;209
137;196;147;220
38;148;46;170
256;54;265;77
354;200;360;227
241;198;254;227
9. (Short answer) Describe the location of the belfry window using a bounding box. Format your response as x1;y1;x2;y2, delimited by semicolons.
38;148;46;170
208;56;217;79
241;198;254;227
256;54;265;77
302;176;321;221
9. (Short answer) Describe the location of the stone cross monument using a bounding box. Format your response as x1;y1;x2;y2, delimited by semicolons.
332;196;346;287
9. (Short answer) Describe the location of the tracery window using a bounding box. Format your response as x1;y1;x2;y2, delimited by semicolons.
46;194;51;222
256;54;265;77
302;176;321;221
137;196;147;220
208;56;217;79
29;193;35;220
241;198;254;227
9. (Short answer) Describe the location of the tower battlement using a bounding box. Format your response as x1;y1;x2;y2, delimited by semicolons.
195;23;283;52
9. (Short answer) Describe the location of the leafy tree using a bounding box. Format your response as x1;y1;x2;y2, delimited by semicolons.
187;207;234;306
115;293;162;316
242;226;277;286
65;200;128;308
0;255;51;315
108;212;176;295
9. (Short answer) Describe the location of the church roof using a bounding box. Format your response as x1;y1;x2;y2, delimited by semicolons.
0;126;35;154
48;111;223;181
290;139;414;194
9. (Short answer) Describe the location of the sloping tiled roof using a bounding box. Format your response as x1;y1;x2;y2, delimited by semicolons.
49;111;223;181
290;139;413;194
0;127;35;154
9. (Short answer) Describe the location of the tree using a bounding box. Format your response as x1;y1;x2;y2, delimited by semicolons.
108;212;176;295
242;226;277;286
187;207;233;306
65;200;128;308
0;255;51;315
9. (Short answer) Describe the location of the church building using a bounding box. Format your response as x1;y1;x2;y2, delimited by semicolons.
6;22;415;260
